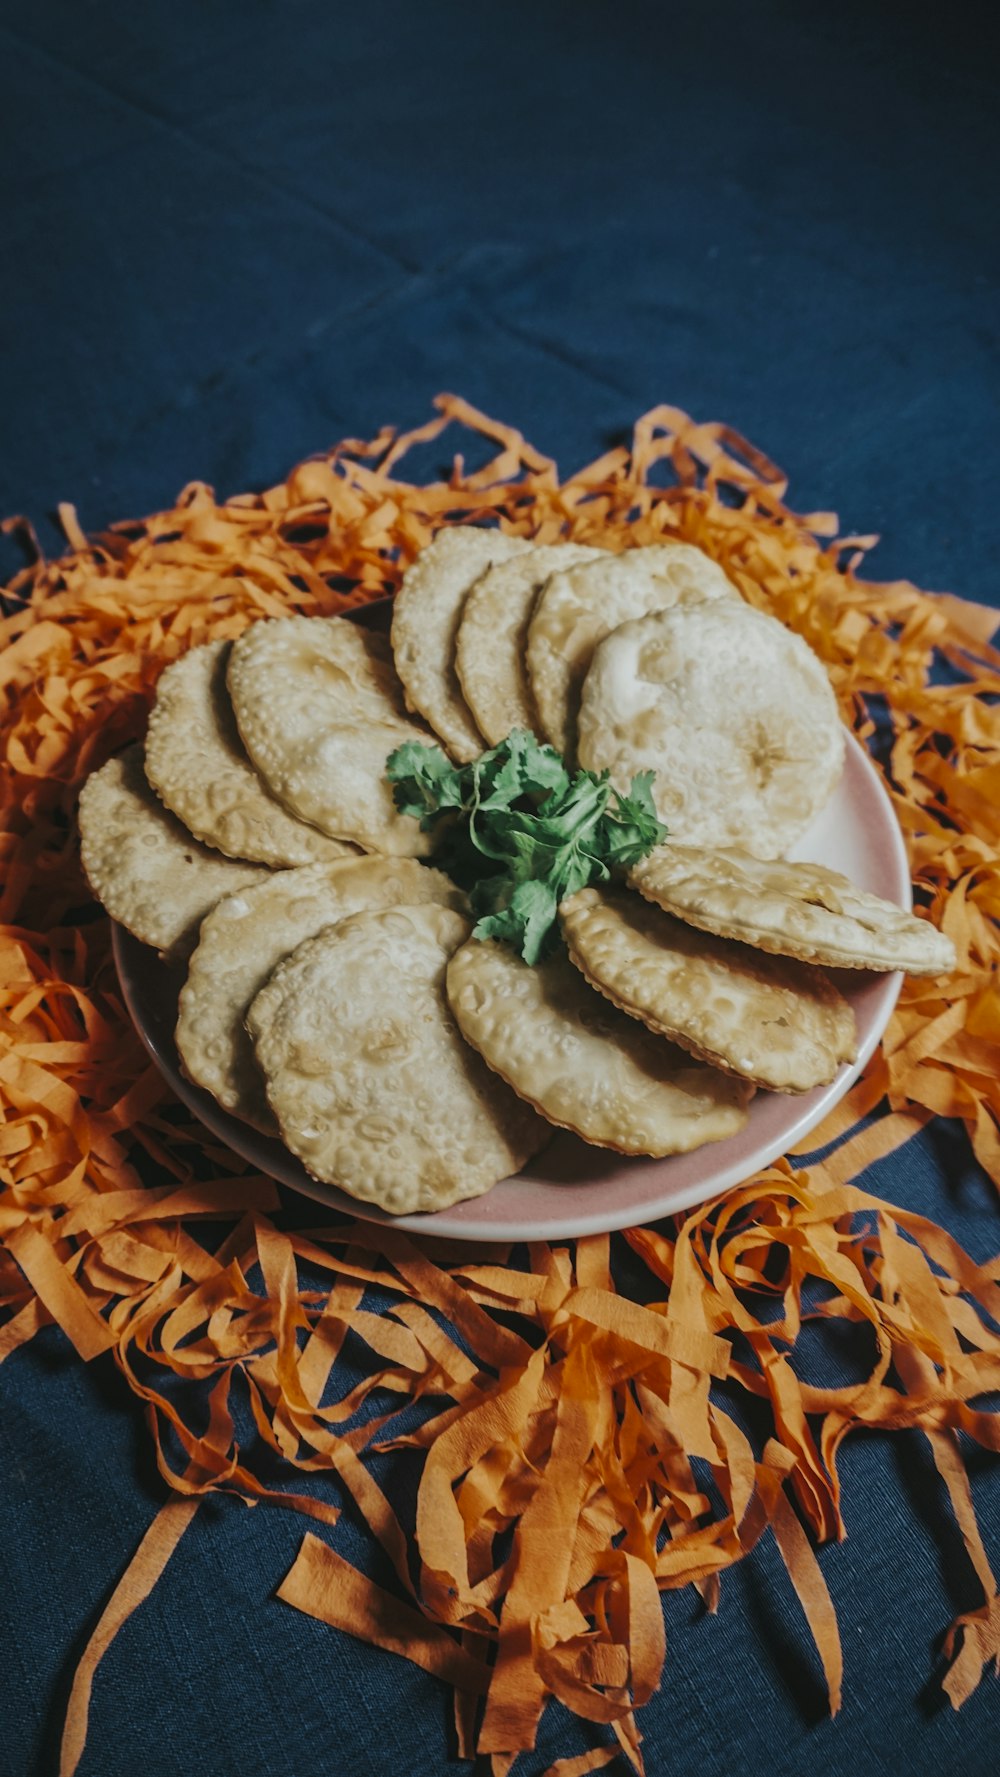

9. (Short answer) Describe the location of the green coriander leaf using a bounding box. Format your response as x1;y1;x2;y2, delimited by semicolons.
511;879;560;965
513;731;572;796
384;732;668;964
473;878;559;965
470;903;520;949
537;769;608;824
385;741;467;826
468;872;513;919
599;773;668;868
476;729;568;808
614;770;660;829
555;844;608;902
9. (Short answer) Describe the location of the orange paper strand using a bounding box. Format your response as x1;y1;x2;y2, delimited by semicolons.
60;1498;200;1777
2;398;999;1773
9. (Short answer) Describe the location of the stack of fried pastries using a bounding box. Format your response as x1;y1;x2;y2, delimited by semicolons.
78;528;955;1214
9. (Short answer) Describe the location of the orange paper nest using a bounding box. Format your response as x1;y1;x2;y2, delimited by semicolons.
2;397;1000;1777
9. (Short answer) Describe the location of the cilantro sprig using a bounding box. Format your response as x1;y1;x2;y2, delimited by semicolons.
386;730;667;965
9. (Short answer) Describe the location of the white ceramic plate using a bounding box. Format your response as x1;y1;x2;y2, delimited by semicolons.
113;689;907;1243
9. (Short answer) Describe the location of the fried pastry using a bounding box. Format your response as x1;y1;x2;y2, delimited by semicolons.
78;744;272;956
456;543;604;744
227;617;434;854
248;905;547;1212
527;543;738;758
391;526;530;761
561;886;857;1094
176;856;464;1129
446;935;752;1152
630;843;956;975
145;639;356;866
576;602;844;857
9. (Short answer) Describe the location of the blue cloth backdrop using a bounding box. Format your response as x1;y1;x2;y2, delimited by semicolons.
1;3;998;1774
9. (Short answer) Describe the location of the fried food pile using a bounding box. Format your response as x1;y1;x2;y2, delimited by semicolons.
79;531;954;1213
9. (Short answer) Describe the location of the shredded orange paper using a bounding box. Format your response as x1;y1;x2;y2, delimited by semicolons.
1;397;999;1777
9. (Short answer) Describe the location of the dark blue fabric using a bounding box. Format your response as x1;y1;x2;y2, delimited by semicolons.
1;3;999;1773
